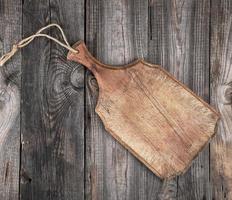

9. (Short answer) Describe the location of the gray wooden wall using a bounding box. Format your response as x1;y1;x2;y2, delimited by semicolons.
0;0;231;199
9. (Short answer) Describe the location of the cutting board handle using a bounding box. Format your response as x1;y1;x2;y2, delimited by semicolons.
67;41;101;75
67;41;132;91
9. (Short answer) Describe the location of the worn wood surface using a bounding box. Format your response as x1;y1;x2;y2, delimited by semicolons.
0;0;231;199
85;1;161;199
20;0;85;199
210;1;232;199
0;0;21;199
148;1;213;199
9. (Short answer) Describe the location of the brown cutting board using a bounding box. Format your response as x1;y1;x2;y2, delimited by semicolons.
67;41;220;179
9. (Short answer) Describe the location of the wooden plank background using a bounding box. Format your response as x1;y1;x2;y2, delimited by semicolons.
0;0;231;199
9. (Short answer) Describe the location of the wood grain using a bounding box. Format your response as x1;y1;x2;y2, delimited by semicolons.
20;0;85;199
84;0;162;199
148;1;213;199
0;0;230;199
68;41;219;179
210;1;232;199
0;0;21;199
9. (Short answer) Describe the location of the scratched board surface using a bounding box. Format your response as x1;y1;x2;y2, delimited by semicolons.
0;0;231;200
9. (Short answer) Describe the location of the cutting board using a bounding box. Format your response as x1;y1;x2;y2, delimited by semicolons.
67;41;220;179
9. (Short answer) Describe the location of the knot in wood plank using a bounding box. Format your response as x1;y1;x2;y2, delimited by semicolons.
219;83;232;105
70;64;84;91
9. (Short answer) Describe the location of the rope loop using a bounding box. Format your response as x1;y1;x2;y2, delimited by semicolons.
0;23;78;66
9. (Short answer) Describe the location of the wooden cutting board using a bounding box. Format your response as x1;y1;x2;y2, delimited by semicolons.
67;41;220;179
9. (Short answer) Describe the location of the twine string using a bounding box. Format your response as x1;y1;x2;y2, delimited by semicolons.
0;23;78;66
